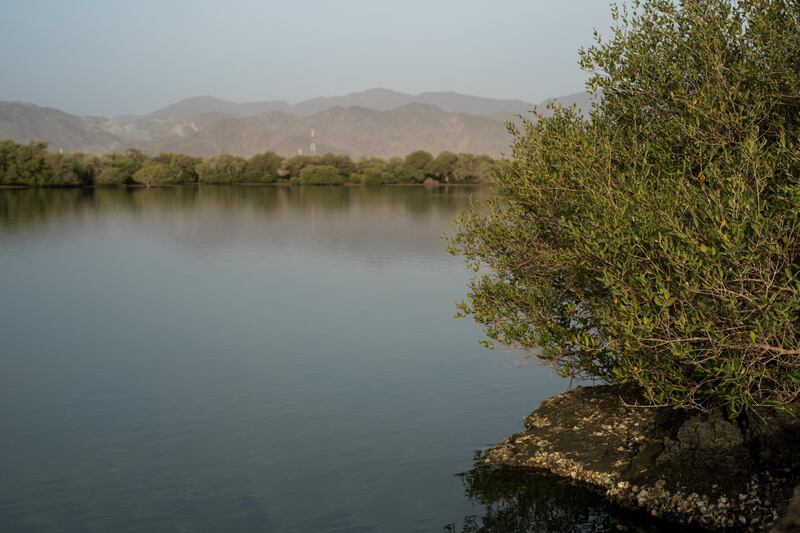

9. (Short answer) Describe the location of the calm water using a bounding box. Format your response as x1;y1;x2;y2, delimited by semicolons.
0;187;662;532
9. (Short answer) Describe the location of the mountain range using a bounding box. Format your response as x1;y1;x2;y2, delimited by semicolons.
0;88;591;158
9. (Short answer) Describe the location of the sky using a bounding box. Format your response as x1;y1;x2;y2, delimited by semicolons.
0;0;615;117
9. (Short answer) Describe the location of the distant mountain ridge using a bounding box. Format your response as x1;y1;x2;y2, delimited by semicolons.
144;95;292;121
0;88;593;158
145;88;579;121
149;103;513;159
0;101;124;153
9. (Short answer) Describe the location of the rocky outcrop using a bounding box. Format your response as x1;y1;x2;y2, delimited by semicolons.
482;386;800;531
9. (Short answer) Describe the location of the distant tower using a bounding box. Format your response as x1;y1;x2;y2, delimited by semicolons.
298;148;303;155
309;128;317;155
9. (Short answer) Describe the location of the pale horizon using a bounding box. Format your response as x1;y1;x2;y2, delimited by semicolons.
0;0;614;117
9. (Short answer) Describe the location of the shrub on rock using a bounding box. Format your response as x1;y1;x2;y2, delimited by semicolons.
450;0;800;415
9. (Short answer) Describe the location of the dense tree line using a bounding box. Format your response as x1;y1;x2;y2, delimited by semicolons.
0;140;494;187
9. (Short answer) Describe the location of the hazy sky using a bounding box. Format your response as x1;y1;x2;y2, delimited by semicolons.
0;0;614;117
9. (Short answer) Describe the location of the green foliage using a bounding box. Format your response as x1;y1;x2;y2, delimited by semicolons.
70;154;104;185
450;0;800;415
282;155;316;180
0;141;86;186
0;139;495;187
95;149;150;186
243;151;283;183
95;166;130;186
113;149;149;177
154;153;201;183
401;150;434;183
0;141;52;185
452;153;494;183
292;164;344;185
425;151;495;183
132;163;177;186
316;153;356;177
426;151;458;182
45;153;84;186
195;154;248;184
352;157;398;185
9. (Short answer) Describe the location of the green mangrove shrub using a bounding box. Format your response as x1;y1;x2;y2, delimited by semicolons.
292;164;344;185
196;154;248;184
154;153;202;183
0;139;497;187
450;0;800;414
132;163;176;186
242;151;282;183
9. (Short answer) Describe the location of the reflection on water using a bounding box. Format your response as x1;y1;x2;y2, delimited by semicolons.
0;186;662;532
447;464;676;532
0;185;479;230
0;186;481;265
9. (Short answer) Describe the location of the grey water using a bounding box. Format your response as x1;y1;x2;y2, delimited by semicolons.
0;186;661;532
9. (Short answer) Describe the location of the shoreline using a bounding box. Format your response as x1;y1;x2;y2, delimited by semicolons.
481;386;800;531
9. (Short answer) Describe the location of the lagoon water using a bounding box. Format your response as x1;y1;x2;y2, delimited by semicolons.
0;187;660;532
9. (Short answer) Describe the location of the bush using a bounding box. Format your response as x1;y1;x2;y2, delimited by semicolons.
400;150;434;183
132;163;176;186
71;154;104;185
94;149;150;186
243;151;283;183
426;151;458;182
95;166;130;186
352;158;398;185
292;164;344;185
316;153;356;178
196;154;247;184
45;153;83;186
282;155;316;180
0;141;51;185
450;0;800;415
113;149;149;177
452;153;494;183
154;153;201;183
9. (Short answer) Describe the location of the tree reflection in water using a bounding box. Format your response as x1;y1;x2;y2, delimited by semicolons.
446;463;685;533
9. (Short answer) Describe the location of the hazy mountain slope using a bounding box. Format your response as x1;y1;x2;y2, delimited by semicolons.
146;88;537;120
293;89;534;116
149;111;309;157
133;89;593;125
291;89;414;116
414;91;532;115
147;95;292;121
0;90;590;158
301;103;512;157
0;101;124;152
146;103;513;158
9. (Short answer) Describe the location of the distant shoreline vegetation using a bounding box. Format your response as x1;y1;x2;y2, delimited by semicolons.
0;140;495;187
